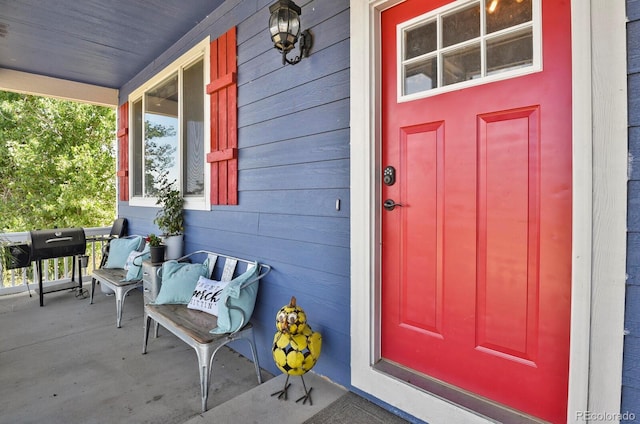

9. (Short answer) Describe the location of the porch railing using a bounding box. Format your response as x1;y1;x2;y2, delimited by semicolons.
0;226;111;296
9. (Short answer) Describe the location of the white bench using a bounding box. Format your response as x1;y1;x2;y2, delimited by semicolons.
142;250;271;412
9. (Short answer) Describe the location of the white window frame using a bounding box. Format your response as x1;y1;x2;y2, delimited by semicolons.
128;38;211;211
397;0;542;103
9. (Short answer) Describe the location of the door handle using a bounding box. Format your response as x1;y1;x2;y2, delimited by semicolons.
383;199;403;211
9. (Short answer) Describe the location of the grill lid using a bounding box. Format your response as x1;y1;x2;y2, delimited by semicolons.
29;228;86;260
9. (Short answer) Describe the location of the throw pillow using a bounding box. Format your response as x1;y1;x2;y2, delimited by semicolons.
104;236;143;269
187;276;230;316
123;250;137;270
210;262;260;334
153;260;209;305
123;243;151;281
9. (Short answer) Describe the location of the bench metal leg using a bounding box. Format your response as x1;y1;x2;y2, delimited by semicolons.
199;364;209;412
141;312;264;413
142;314;151;354
196;348;213;412
244;328;263;384
115;286;139;328
90;278;96;304
115;297;124;328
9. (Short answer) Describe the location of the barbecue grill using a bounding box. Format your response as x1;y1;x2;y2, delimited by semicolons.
29;228;87;306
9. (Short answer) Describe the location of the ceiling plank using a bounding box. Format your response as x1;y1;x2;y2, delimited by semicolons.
0;0;223;89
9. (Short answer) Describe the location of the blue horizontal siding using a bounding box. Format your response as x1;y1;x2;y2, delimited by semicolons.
240;159;349;191
266;261;351;304
629;0;640;21
185;210;349;248
237;2;349;85
628;181;640;231
258;214;349;247
239;99;350;148
620;385;640;422
627;233;640;283
630;21;640;74
182;227;349;276
239;128;350;169
623;331;640;387
626;285;640;334
239;38;350;106
629;73;640;127
239;69;350;127
630;127;640;181
231;189;349;216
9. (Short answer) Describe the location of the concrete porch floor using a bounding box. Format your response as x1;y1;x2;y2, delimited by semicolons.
0;286;350;424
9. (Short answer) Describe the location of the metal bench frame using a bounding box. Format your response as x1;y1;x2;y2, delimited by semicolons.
91;268;144;327
90;235;146;328
141;250;271;412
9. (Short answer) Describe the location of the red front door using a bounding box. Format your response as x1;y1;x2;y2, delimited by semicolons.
380;1;572;422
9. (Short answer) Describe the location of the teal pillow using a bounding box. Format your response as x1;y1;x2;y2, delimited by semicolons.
104;236;143;269
123;243;151;281
210;262;260;334
153;260;209;305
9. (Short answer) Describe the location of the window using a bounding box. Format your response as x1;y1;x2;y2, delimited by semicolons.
129;40;209;209
399;0;539;100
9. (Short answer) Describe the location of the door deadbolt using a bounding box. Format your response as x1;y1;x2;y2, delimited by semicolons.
383;199;403;211
383;166;396;186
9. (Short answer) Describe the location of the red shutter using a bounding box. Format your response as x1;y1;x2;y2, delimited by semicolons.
116;102;129;201
207;27;238;205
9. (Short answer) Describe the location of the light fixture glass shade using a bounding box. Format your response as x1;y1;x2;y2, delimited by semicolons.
269;0;302;53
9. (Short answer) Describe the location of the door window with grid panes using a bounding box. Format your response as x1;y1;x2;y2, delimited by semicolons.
399;0;539;100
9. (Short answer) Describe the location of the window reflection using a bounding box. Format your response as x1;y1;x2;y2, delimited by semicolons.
144;74;178;196
443;43;481;86
486;0;532;34
132;99;143;197
405;58;437;94
182;60;205;196
405;21;437;60
487;29;533;75
442;4;480;48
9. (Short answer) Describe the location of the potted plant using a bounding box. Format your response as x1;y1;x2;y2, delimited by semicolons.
146;233;165;264
153;174;184;260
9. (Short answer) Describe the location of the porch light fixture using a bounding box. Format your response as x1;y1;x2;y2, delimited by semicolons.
268;0;312;65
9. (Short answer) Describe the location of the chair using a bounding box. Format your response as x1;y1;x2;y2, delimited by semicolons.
90;217;127;292
90;219;149;327
97;218;128;268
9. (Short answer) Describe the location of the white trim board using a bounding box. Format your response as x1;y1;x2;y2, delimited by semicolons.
349;0;628;422
0;68;118;107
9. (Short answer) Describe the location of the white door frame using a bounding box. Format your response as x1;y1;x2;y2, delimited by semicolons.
349;0;628;422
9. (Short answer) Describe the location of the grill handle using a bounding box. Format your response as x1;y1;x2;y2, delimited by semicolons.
45;237;74;243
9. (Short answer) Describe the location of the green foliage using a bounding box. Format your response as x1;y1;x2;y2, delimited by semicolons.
153;173;184;236
144;120;177;196
0;91;116;231
146;233;163;247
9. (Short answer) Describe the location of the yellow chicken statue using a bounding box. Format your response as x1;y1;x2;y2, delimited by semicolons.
271;296;322;405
